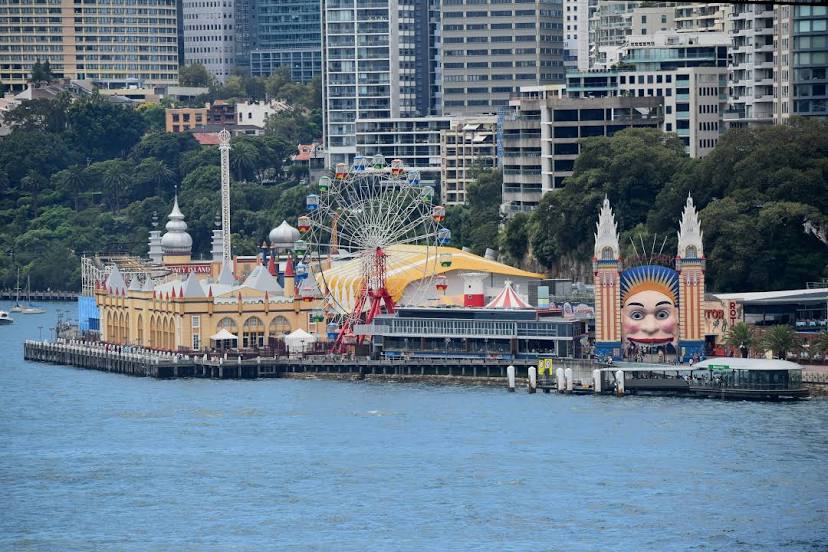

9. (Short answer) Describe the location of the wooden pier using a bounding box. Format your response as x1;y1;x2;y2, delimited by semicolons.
23;340;594;382
1;289;79;302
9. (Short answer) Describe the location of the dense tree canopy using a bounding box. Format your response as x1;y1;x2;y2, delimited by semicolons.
0;89;320;291
509;121;828;292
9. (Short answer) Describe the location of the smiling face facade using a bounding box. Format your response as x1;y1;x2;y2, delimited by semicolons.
622;289;678;347
620;265;680;352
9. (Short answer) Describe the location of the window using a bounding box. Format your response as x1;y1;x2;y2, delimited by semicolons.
191;315;200;350
242;316;265;349
269;316;291;337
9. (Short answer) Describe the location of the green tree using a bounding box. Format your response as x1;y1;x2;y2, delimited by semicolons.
760;325;801;360
0;130;80;187
66;95;148;160
500;212;530;267
530;128;689;271
51;165;89;210
3;95;70;132
130;131;199;173
725;322;755;358
90;159;134;211
20;170;48;212
135;158;175;198
812;331;828;359
230;141;260;181
137;103;166;132
30;59;54;84
179;63;216;88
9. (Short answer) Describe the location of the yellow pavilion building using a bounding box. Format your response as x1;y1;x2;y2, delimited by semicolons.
96;198;325;351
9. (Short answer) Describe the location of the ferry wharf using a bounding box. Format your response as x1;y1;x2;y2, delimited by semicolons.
22;341;814;400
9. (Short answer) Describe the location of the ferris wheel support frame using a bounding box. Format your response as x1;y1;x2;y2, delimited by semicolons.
331;246;396;353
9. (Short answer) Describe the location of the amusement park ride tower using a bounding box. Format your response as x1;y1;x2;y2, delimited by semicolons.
218;128;232;262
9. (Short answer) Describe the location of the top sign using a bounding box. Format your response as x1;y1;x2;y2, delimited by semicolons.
167;264;212;274
707;364;730;371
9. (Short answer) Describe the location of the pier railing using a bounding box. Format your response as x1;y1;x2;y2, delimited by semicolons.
0;289;79;301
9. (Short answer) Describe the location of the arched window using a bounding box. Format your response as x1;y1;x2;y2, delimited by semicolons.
685;245;698;259
217;317;238;331
123;312;130;344
243;316;265;349
602;246;614;260
269;315;291;337
137;314;143;345
167;317;175;350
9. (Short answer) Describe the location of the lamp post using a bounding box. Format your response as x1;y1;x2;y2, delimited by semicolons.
38;326;43;340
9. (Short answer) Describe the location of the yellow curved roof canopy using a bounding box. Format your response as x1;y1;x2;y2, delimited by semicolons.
320;244;543;312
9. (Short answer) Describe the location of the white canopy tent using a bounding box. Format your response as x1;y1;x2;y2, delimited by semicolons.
284;328;317;353
210;328;238;350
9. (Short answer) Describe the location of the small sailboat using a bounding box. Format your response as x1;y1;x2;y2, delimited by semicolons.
9;268;23;312
21;274;46;314
0;311;13;325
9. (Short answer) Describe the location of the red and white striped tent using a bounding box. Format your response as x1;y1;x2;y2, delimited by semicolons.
485;280;533;309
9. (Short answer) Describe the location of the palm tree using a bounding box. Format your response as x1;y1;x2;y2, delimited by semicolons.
725;321;755;358
760;325;801;360
63;165;88;210
139;158;174;197
102;162;132;212
230;141;258;181
811;331;828;360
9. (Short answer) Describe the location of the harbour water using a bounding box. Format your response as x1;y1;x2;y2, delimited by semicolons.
2;304;827;551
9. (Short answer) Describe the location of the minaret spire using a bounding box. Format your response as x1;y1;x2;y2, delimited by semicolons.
677;193;704;259
594;195;620;260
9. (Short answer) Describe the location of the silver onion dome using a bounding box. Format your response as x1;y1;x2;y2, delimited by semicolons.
160;196;193;254
268;220;300;249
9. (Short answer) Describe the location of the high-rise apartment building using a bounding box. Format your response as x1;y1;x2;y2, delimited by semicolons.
563;0;593;71
588;1;675;69
182;0;236;83
322;0;435;166
674;3;729;34
500;87;663;213
725;3;776;127
440;0;565;115
789;4;827;120
250;0;322;83
234;0;257;69
567;31;728;158
440;117;497;205
1;0;179;92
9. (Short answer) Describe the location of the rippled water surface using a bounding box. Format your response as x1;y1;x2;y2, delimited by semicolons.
2;304;827;551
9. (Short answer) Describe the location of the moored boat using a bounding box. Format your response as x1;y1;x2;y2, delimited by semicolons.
0;311;14;325
688;357;809;401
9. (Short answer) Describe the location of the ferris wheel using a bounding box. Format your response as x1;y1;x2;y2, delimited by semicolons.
297;155;452;352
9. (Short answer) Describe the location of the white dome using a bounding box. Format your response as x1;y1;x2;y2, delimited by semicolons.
269;220;300;249
161;196;193;254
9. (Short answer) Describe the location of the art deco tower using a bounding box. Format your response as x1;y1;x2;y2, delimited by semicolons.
593;197;622;359
676;195;706;359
